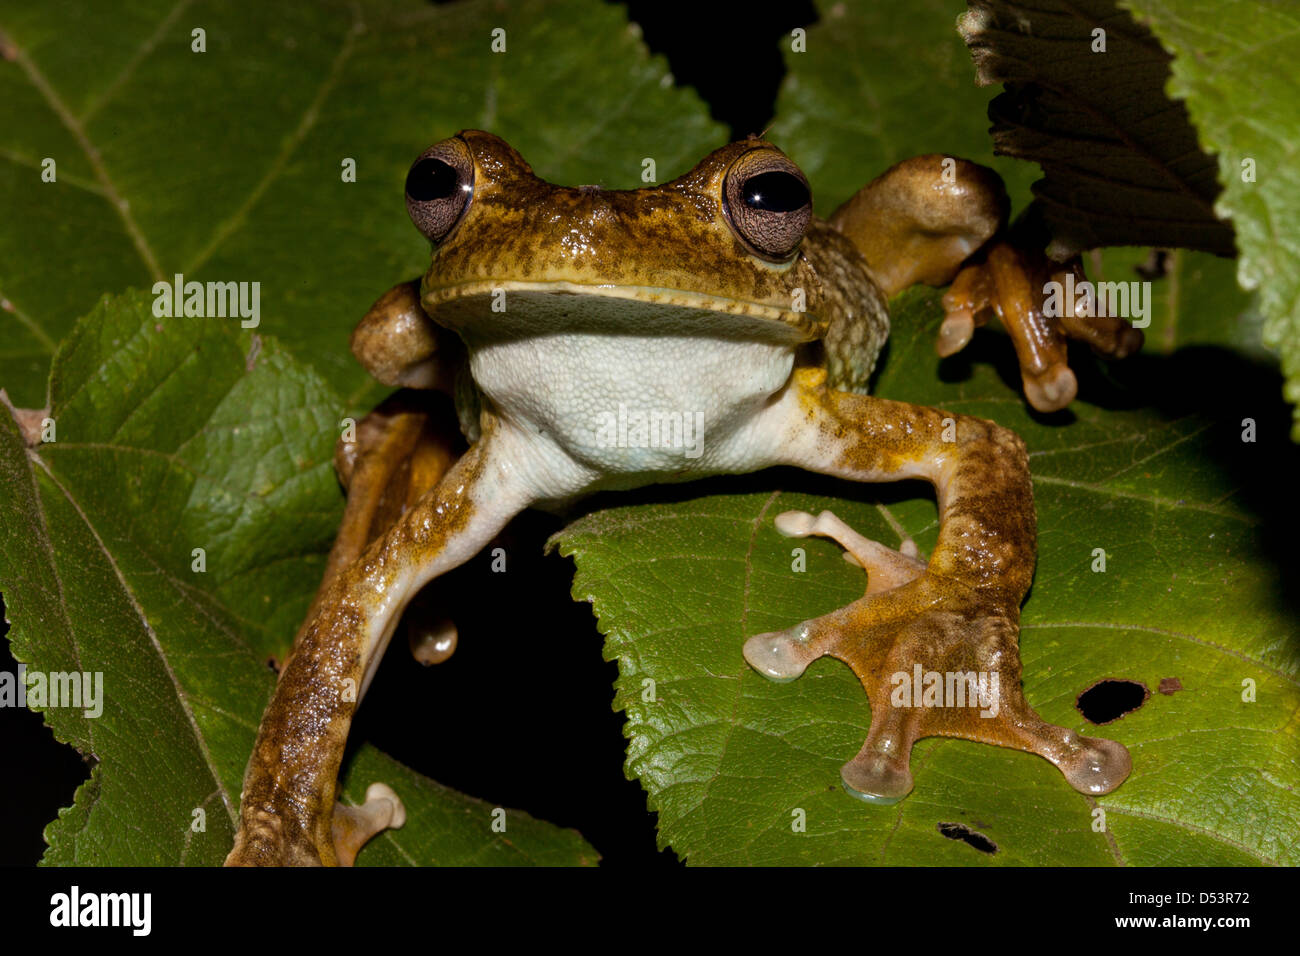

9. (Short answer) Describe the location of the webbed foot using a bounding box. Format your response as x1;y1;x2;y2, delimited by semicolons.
745;508;1131;804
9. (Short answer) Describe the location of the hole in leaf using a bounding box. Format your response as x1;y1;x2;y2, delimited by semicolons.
937;822;997;854
1076;678;1149;724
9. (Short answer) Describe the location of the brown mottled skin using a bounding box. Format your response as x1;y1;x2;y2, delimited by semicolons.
426;137;835;336
232;431;486;866
226;131;1135;865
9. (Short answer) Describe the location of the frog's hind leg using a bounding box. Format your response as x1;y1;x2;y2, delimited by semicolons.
236;283;473;866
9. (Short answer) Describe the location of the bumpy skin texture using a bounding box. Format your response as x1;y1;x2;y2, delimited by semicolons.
226;131;1133;866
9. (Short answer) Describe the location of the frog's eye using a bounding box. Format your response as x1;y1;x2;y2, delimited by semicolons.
405;138;475;244
723;149;813;261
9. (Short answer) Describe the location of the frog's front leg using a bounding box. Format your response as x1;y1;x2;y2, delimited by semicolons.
226;421;550;866
295;389;463;650
744;369;1131;803
831;156;1142;412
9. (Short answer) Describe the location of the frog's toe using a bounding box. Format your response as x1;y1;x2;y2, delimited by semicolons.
841;748;915;805
940;240;1141;413
332;783;407;867
1057;734;1132;796
1001;717;1134;797
774;509;924;594
936;306;976;357
408;616;458;665
840;707;918;804
743;573;1132;802
743;621;820;682
1023;363;1078;414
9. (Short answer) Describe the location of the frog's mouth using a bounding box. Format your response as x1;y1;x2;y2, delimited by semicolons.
421;279;825;343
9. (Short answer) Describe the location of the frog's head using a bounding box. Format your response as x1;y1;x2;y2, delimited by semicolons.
403;130;871;345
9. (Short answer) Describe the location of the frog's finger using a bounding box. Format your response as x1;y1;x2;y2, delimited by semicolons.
942;241;1078;411
937;254;994;356
983;241;1080;412
940;240;1145;413
773;508;924;594
1051;260;1146;358
350;279;465;392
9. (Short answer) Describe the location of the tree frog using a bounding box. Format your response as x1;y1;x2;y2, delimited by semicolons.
226;131;1139;865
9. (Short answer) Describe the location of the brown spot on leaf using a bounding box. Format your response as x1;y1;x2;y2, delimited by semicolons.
937;822;997;854
245;333;262;371
1158;677;1183;695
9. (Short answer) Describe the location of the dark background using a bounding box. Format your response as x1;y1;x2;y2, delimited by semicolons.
0;0;819;868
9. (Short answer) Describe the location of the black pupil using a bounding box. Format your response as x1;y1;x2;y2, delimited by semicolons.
743;171;809;212
407;158;459;202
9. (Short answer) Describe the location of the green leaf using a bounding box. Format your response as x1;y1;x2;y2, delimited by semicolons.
1090;246;1265;357
0;0;725;409
951;0;1300;436
957;0;1233;256
554;288;1300;866
0;290;595;865
1118;0;1300;435
770;0;1039;217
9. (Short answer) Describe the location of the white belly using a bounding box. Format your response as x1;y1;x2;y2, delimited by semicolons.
467;331;796;479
